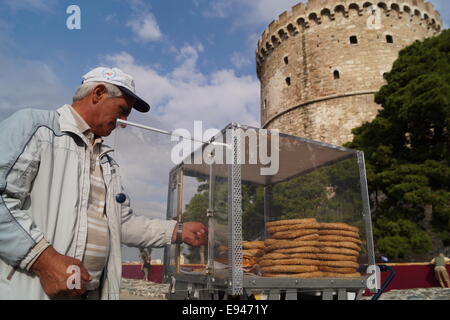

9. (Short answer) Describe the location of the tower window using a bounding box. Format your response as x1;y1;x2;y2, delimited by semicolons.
333;70;340;80
284;56;289;65
386;35;394;43
350;35;358;44
286;77;291;86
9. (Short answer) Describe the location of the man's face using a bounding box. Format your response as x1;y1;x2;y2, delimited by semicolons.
90;93;135;137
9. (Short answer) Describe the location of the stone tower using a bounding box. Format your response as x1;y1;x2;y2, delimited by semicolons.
256;0;442;145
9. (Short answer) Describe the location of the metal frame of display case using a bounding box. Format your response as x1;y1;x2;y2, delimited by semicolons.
163;123;375;300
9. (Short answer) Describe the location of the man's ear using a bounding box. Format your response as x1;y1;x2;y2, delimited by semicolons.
92;84;108;104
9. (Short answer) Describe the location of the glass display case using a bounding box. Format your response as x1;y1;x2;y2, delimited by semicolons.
163;123;375;300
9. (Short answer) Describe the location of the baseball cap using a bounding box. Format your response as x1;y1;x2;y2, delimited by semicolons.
82;67;150;113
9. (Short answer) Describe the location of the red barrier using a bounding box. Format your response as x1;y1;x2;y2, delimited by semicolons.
376;264;450;292
122;264;205;283
122;263;450;291
122;264;164;283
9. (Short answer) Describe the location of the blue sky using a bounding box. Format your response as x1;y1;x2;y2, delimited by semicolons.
0;0;449;130
0;0;449;261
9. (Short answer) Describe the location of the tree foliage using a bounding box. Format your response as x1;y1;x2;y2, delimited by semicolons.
346;30;450;259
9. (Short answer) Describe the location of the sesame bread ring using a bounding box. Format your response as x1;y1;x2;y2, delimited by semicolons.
259;258;322;267
319;260;359;268
262;272;323;278
319;223;359;233
318;235;362;245
321;272;361;278
262;252;290;260
261;265;319;273
319;247;359;256
319;266;357;273
272;246;321;254
266;218;317;228
242;249;264;257
264;239;318;247
318;229;360;238
265;234;319;246
263;252;319;260
265;240;319;252
267;222;320;234
272;229;319;239
314;253;358;262
242;241;265;250
294;234;320;241
319;241;361;251
264;239;280;246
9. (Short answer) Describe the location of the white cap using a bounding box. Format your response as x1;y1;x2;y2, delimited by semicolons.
82;67;150;113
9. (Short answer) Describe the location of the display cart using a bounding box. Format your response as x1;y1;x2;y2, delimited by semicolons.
163;123;377;300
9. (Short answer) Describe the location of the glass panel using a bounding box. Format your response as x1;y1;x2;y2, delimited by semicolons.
179;172;208;272
106;122;178;265
265;153;368;266
165;123;373;284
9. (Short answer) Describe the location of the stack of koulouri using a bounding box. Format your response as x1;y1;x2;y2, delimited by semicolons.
317;222;362;278
260;218;323;278
242;241;265;271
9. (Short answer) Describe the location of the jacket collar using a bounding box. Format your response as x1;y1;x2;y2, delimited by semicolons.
56;104;114;156
57;104;86;139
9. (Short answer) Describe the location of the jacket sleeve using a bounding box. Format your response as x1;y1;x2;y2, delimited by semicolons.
0;110;49;268
119;186;177;248
117;182;177;248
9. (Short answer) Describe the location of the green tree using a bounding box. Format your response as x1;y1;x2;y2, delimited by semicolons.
346;30;450;260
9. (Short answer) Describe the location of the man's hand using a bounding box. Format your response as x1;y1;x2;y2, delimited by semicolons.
30;246;91;299
172;222;208;247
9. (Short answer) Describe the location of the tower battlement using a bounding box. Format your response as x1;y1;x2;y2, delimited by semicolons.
256;0;442;146
257;0;441;69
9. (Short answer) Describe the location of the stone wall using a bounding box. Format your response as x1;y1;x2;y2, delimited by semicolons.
257;0;442;145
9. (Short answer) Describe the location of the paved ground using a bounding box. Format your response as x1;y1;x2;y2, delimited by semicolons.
120;278;169;300
372;288;450;300
120;278;450;300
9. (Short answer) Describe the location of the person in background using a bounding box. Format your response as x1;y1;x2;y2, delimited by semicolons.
140;248;152;281
430;252;450;288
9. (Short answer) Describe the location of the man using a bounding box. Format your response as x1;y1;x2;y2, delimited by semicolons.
0;67;207;299
140;248;152;282
430;252;450;288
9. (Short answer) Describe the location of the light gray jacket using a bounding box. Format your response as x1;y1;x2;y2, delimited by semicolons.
0;105;176;299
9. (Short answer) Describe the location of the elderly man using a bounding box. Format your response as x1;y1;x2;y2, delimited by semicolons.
0;67;207;299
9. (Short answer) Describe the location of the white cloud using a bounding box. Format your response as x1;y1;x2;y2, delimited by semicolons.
126;1;163;43
231;51;252;69
128;12;163;42
203;0;233;18
103;46;260;131
104;14;117;23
